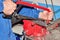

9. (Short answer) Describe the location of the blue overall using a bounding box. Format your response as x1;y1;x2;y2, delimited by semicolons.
0;0;17;40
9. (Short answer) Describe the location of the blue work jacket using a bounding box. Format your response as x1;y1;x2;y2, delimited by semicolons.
0;0;17;40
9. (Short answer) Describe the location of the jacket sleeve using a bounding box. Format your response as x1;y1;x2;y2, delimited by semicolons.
16;0;40;18
19;7;40;18
0;0;4;12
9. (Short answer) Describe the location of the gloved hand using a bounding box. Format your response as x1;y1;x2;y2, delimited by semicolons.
39;8;53;20
3;0;17;15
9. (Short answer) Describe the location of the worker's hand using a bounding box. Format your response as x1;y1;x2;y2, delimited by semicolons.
39;8;53;20
3;0;16;15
